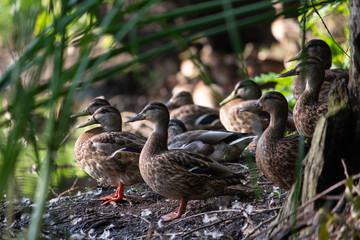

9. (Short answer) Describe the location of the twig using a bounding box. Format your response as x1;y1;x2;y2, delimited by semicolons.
57;178;79;199
310;0;350;58
341;158;350;179
251;207;281;215
243;214;277;240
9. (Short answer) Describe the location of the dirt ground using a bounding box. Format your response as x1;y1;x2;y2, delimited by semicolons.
0;157;286;240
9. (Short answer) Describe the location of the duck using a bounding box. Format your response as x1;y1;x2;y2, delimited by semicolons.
241;91;310;190
167;119;256;162
71;97;153;138
74;106;146;205
219;80;270;135
126;102;252;221
166;91;225;131
279;56;329;137
283;39;349;102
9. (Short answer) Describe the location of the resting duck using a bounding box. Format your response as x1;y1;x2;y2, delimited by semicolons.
284;39;349;102
279;56;329;137
126;102;252;221
219;80;269;135
166;91;225;130
241;91;310;190
74;106;146;205
167;119;255;162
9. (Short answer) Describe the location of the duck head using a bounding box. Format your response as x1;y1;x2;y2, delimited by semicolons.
165;91;194;110
286;39;332;70
71;97;110;118
240;91;288;117
126;102;170;125
76;106;122;132
219;79;261;106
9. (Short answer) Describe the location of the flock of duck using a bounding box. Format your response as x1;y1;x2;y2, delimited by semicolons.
71;39;348;221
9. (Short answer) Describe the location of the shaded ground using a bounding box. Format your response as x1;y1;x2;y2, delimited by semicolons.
0;160;285;239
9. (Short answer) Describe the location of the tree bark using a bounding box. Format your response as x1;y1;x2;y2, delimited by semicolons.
266;1;360;238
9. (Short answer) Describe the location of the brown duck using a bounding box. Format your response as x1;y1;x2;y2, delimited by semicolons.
241;91;310;190
219;80;269;135
279;56;329;137
74;106;146;205
166;91;224;130
126;102;252;221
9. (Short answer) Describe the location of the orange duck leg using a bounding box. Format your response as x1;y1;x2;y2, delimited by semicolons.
97;182;126;205
161;198;188;221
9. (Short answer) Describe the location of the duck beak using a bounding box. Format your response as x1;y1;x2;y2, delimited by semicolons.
219;90;236;106
277;67;297;78
76;116;97;128
70;107;90;118
240;101;261;112
126;114;145;123
165;100;174;109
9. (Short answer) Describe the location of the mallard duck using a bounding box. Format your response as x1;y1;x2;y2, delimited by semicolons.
284;39;349;102
219;80;269;135
279;56;328;137
241;91;310;190
167;119;255;162
126;102;252;221
74;106;146;205
71;97;153;138
166;91;225;131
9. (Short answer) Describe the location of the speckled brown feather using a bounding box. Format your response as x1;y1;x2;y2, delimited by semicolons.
220;99;269;135
293;95;328;137
256;133;309;190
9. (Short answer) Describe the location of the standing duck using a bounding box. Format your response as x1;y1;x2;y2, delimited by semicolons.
284;39;349;102
167;119;255;162
241;91;310;190
166;91;224;130
126;102;252;221
279;56;328;137
219;80;269;135
74;106;146;205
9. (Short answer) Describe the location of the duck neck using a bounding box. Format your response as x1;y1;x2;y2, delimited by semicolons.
144;118;169;155
265;108;287;140
103;125;121;132
302;66;324;103
302;81;321;103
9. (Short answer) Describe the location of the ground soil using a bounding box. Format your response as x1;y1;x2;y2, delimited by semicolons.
0;158;286;240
